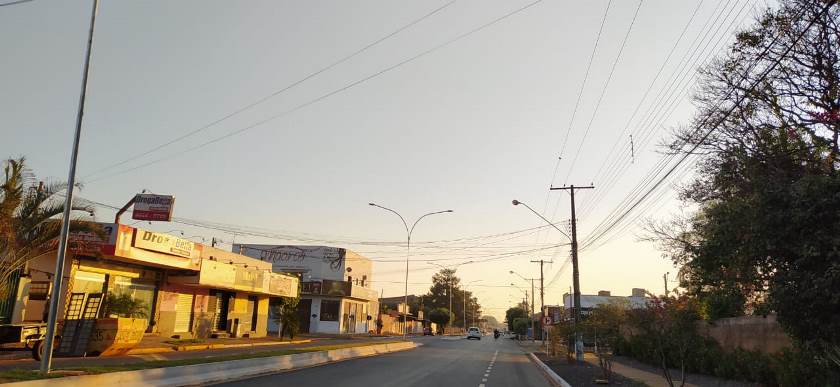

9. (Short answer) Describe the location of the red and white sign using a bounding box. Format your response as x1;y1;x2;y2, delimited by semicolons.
132;194;175;221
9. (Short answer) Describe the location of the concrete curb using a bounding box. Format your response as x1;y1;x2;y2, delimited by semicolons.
7;341;419;387
526;352;572;387
124;339;313;355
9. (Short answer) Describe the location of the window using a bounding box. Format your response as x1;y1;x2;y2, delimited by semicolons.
320;300;340;321
28;282;50;301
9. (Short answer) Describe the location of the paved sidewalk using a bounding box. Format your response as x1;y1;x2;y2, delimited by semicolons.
0;336;385;371
583;354;757;387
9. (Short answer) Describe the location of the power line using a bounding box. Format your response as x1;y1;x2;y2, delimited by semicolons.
561;0;644;185
85;0;546;184
82;0;456;180
0;0;34;7
580;0;832;251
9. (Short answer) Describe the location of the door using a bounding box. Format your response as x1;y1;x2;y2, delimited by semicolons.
212;291;231;331
173;293;194;333
296;299;312;334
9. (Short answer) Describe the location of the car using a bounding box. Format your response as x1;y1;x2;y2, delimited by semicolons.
423;327;434;336
467;327;482;340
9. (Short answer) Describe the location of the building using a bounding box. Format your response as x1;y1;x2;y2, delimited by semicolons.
233;244;379;335
7;223;299;355
562;288;649;316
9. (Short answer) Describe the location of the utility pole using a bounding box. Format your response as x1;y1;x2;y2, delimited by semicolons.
531;258;551;344
663;272;669;296
40;0;100;374
530;278;535;342
549;184;594;362
211;237;216;247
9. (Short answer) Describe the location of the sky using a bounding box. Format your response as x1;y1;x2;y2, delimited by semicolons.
2;0;765;321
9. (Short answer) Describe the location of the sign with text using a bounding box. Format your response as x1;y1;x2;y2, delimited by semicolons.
132;194;175;221
134;229;195;259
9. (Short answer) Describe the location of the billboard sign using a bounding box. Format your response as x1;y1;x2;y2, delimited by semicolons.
134;229;195;259
132;194;175;221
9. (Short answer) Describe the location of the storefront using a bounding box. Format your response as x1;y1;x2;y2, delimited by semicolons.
14;223;299;349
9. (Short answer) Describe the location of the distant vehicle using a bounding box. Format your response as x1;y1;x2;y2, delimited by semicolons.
423;327;434;336
467;327;482;340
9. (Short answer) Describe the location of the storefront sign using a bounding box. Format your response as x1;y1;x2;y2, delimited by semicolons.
132;194;175;221
322;279;350;296
302;281;322;295
69;223;118;255
269;275;295;297
134;229;195;258
234;268;264;289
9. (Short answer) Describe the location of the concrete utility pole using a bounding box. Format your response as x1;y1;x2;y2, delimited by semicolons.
531;259;551;344
41;0;100;374
549;184;594;362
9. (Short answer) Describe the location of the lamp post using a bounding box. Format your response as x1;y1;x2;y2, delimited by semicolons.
369;203;452;339
427;261;471;333
464;280;482;329
512;199;583;361
511;270;536;342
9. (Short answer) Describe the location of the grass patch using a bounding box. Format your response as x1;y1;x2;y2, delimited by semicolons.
0;341;401;382
163;338;205;345
0;369;64;383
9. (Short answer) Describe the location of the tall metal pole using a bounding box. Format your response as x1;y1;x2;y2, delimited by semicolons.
40;0;100;374
448;281;452;332
369;204;452;339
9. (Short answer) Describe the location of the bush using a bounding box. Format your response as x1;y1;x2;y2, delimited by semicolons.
101;293;147;318
512;318;530;336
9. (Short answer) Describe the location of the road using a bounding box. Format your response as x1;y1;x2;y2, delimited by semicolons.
216;334;550;387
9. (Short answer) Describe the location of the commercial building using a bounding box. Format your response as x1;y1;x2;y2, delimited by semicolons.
5;223;298;355
233;244;379;335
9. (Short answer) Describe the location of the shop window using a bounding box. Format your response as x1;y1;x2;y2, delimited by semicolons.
28;282;50;301
320;300;340;321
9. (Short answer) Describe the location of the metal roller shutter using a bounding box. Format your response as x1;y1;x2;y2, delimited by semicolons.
174;293;194;333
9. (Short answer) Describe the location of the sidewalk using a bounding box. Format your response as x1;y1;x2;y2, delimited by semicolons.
583;355;757;387
0;336;384;372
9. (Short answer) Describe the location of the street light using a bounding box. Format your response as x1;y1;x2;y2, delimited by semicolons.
464;280;482;329
369;203;452;339
427;261;471;332
512;198;583;361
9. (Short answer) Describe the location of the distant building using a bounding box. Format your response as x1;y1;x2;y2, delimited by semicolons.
562;288;649;316
234;244;378;335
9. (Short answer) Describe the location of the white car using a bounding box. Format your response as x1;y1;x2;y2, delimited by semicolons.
467;327;482;340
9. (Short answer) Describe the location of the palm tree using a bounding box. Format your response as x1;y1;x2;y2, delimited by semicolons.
0;157;99;300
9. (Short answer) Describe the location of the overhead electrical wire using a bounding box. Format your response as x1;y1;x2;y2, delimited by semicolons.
579;0;832;251
84;0;546;184
561;0;645;185
576;0;755;221
82;0;457;180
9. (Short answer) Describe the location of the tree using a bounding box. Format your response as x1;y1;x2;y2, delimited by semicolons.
505;307;527;332
0;157;99;300
583;301;630;383
422;269;482;328
626;294;703;387
428;307;450;334
272;296;300;340
648;0;840;355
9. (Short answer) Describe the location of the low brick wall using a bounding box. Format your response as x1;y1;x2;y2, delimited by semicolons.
696;315;792;354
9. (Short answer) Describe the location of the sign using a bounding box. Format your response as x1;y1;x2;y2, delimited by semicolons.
134;229;195;259
322;279;350;296
269;275;295;297
69;223;118;255
302;281;322;295
132;194;175;221
543;316;552;325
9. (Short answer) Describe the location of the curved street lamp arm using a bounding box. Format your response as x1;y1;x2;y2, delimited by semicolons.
512;200;572;242
369;203;409;235
409;210;453;240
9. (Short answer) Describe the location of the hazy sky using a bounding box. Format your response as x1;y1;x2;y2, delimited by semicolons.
2;0;763;320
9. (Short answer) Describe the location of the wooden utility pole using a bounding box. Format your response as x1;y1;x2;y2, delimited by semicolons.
664;272;669;296
549;184;593;362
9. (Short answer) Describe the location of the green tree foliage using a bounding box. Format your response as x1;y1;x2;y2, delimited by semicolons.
428;307;450;333
646;0;840;356
512;317;530;336
0;157;99;299
272;296;300;340
505;307;527;332
422;269;481;328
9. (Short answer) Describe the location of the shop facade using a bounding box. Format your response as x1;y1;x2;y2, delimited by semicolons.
233;244;379;335
11;223;299;354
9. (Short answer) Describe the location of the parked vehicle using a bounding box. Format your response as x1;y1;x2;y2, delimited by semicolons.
0;323;52;360
467;326;481;340
423;327;434;336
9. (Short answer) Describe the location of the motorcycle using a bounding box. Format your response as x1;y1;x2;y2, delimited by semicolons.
493;330;500;340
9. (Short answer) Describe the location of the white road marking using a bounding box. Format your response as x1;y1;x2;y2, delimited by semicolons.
482;378;487;382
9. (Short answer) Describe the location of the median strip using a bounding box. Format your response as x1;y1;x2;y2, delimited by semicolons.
1;341;411;385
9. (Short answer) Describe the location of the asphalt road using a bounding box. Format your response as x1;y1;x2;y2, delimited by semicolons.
216;335;550;387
